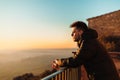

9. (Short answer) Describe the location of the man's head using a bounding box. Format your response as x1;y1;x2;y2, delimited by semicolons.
70;21;88;42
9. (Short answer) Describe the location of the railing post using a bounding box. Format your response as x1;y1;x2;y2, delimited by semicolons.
41;67;81;80
78;67;81;80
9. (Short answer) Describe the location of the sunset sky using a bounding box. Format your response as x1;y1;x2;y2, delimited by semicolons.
0;0;120;50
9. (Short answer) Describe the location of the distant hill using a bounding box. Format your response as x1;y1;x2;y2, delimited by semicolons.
0;48;75;80
13;52;120;80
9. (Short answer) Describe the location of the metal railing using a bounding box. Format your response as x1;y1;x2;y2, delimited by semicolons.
41;67;81;80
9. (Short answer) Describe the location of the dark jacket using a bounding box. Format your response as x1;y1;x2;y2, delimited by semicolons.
61;28;119;80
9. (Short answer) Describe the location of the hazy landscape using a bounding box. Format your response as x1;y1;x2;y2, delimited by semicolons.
0;49;120;80
0;48;75;80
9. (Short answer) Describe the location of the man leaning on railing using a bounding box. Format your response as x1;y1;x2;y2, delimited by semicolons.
52;21;120;80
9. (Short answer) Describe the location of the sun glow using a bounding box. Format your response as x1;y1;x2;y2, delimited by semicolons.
0;39;76;50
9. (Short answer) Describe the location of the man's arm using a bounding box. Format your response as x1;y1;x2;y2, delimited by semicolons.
56;41;97;68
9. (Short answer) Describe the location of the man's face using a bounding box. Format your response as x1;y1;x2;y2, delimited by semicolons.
71;27;83;42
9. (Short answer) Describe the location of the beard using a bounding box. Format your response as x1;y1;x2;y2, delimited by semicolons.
73;35;82;42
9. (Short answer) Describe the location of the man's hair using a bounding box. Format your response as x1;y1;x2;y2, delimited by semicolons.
70;21;88;31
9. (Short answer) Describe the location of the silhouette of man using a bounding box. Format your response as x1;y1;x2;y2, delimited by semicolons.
52;21;120;80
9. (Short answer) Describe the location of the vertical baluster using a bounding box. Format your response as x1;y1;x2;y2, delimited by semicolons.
75;67;78;80
72;68;76;80
67;69;69;80
64;69;67;80
78;67;81;80
58;73;60;80
51;77;55;80
72;68;75;80
71;68;73;80
58;74;59;80
62;71;63;80
74;68;76;80
75;68;77;80
63;70;66;80
62;71;66;80
69;68;71;80
60;72;64;80
54;76;57;80
75;68;78;80
41;67;82;80
76;68;79;80
70;68;73;80
77;67;79;80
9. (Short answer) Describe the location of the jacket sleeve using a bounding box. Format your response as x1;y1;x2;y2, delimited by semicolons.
60;41;97;68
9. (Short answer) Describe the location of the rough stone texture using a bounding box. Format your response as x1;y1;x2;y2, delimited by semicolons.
87;10;120;36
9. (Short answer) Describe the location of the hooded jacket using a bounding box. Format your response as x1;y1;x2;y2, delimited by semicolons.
60;28;119;80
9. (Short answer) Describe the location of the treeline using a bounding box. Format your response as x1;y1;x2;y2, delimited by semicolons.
13;69;56;80
99;34;120;52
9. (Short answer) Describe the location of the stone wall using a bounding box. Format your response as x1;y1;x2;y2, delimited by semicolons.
87;10;120;36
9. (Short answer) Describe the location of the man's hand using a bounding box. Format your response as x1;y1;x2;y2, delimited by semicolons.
52;59;62;70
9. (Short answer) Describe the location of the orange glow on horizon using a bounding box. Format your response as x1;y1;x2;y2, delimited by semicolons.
0;39;76;50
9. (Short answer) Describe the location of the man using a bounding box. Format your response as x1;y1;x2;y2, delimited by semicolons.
52;21;119;80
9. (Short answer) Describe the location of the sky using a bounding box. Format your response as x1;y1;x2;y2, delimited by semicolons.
0;0;120;50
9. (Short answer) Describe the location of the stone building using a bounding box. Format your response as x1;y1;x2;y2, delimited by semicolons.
87;10;120;36
87;10;120;51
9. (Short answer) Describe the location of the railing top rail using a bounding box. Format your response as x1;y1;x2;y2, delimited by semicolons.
41;67;66;80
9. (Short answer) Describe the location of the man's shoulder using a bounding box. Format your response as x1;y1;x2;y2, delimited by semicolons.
84;39;98;44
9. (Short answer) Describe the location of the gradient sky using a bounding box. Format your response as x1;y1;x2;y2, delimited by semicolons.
0;0;120;50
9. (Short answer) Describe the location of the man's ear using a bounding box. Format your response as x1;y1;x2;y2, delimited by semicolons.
78;29;83;34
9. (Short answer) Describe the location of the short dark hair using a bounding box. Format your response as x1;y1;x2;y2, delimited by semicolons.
70;21;88;31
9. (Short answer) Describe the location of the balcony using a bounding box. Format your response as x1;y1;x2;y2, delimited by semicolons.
41;67;81;80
